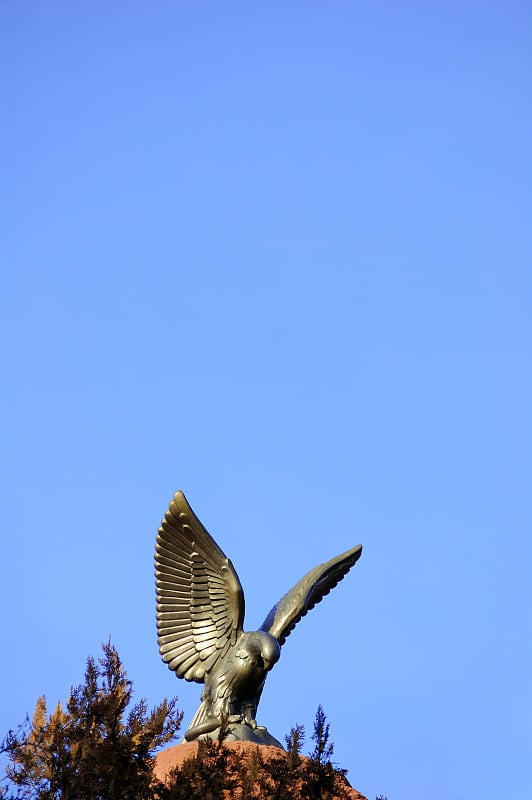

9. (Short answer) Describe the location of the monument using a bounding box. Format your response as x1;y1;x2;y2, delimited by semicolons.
155;491;362;747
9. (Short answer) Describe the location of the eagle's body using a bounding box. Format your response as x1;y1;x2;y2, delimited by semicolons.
186;631;280;739
155;491;362;744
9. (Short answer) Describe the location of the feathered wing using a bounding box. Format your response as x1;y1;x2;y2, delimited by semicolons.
155;491;245;683
260;545;362;645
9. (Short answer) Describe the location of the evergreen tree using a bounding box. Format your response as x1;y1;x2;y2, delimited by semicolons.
160;737;240;800
285;724;305;770
300;706;351;800
262;724;306;800
3;652;357;800
1;642;182;800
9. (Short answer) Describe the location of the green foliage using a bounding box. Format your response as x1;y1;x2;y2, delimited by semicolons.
160;738;239;800
1;642;182;800
299;705;351;800
285;723;305;768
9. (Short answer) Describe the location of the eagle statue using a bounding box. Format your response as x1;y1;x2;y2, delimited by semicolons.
155;491;362;746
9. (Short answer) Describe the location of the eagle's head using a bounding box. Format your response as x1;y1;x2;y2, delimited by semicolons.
237;631;281;672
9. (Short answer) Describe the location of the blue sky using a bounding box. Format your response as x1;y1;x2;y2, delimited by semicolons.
1;3;531;798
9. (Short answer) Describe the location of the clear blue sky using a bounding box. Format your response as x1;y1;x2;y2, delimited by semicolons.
1;3;531;799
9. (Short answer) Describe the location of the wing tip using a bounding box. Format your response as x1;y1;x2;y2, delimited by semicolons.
345;544;363;563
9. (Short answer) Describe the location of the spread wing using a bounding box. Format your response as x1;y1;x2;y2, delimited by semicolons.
260;545;362;646
155;491;245;683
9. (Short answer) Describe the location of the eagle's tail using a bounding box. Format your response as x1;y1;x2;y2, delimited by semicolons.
184;699;220;741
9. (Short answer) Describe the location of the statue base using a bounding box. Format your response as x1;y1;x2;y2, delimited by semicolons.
182;721;284;749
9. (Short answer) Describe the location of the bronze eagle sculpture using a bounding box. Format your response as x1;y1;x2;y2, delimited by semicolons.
155;491;362;745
